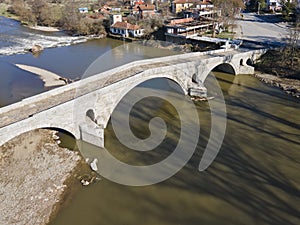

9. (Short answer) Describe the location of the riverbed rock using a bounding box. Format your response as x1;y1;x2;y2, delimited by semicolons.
29;44;44;54
90;158;98;171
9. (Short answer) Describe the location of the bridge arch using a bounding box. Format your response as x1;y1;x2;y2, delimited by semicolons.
0;120;78;147
246;58;254;66
99;75;188;129
210;62;237;75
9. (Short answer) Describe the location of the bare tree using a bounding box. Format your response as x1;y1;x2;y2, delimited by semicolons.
285;22;300;68
212;0;244;35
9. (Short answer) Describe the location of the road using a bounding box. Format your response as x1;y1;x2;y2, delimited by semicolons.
236;13;290;46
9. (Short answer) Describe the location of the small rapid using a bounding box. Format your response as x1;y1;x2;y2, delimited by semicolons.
0;16;87;56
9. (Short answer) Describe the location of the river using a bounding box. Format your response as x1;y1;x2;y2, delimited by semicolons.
1;18;300;225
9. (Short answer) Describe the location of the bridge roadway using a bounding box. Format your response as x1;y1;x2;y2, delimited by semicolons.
0;48;261;131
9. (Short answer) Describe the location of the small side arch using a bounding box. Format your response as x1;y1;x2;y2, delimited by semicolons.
210;62;237;75
246;58;254;66
240;59;244;66
0;122;78;147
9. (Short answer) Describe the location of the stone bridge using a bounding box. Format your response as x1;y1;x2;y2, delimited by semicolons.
0;48;266;148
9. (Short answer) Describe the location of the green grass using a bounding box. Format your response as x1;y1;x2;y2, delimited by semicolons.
216;32;235;39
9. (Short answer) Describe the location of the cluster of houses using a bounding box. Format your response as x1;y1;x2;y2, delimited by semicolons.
76;0;298;40
76;0;220;39
88;1;158;38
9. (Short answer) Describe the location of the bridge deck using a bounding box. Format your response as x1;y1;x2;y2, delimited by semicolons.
0;49;251;129
0;52;213;128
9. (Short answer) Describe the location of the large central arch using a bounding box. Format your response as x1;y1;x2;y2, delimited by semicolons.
98;74;189;129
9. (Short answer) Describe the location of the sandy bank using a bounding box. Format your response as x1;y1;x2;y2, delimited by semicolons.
253;72;300;98
15;64;67;87
0;129;82;225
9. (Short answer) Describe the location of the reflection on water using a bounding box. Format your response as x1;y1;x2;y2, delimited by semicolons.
0;39;178;106
0;61;44;106
50;73;300;225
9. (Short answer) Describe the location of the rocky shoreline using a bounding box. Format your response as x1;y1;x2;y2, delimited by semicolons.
0;129;90;225
252;72;300;98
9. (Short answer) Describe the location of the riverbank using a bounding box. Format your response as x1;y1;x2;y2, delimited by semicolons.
253;72;300;98
0;129;89;225
0;16;92;56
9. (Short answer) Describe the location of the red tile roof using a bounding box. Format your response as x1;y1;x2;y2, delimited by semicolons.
111;22;141;30
174;0;212;4
134;4;155;11
170;17;194;25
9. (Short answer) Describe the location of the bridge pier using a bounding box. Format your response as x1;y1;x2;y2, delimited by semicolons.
79;124;104;148
188;79;208;98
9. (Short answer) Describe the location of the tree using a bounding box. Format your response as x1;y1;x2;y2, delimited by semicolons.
247;0;266;13
39;4;63;27
140;15;164;39
284;21;300;68
9;0;36;25
281;0;296;21
29;0;48;24
211;0;244;36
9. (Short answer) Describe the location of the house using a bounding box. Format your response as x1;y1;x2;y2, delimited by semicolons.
172;0;194;13
110;21;144;37
132;4;156;18
266;0;282;11
78;7;88;13
165;17;214;38
172;0;213;14
110;14;123;25
196;1;214;10
183;8;220;20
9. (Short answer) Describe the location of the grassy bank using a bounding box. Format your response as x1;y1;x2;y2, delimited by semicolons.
255;49;300;79
253;48;300;98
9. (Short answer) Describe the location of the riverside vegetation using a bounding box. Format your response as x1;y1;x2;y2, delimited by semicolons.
1;0;107;35
0;0;165;37
254;17;300;97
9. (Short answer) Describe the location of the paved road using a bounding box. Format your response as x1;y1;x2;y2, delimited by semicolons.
236;13;290;46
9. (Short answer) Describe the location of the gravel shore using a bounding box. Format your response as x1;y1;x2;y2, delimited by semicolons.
253;72;300;98
0;129;83;225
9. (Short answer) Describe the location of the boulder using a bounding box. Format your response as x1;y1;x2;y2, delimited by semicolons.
29;44;44;54
90;158;98;171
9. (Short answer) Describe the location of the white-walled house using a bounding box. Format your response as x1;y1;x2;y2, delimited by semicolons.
110;22;144;38
110;14;122;25
266;0;282;11
78;7;88;13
